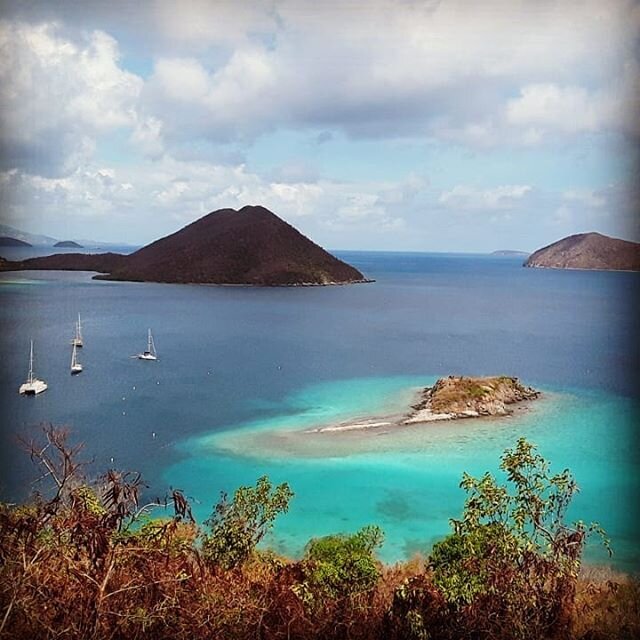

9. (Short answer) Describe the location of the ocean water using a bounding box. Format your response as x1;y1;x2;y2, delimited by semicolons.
0;252;638;570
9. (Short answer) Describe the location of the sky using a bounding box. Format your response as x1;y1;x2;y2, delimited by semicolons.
0;0;638;252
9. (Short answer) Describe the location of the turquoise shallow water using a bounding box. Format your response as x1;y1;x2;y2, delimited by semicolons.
1;252;638;571
166;376;639;570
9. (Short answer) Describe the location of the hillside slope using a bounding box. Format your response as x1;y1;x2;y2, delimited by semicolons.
0;237;32;247
525;232;640;271
1;206;368;286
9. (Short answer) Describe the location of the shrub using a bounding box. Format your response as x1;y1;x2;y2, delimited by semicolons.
301;525;384;599
2;428;635;640
386;573;449;640
201;475;293;569
426;437;610;639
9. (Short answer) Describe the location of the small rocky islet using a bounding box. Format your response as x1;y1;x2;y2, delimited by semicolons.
405;375;540;424
312;375;540;434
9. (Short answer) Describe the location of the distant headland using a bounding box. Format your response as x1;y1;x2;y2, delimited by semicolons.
525;232;640;272
0;236;32;247
0;206;370;286
491;249;529;257
54;240;84;248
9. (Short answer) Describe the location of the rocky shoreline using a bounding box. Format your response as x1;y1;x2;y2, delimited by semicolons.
306;376;541;434
404;375;540;424
524;232;640;272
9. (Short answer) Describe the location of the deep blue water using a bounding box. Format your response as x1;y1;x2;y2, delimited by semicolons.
0;252;638;568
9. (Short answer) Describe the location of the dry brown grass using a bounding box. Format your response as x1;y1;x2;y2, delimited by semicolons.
1;427;637;640
573;568;640;640
1;508;637;640
429;375;518;412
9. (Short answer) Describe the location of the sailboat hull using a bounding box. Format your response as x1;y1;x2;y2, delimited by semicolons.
20;340;48;395
72;314;83;347
135;329;157;360
71;365;83;375
19;379;48;395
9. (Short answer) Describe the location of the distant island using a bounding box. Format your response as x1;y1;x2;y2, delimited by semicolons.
0;223;132;249
54;240;84;248
0;236;32;247
525;232;640;271
0;224;58;246
0;206;370;286
492;249;529;256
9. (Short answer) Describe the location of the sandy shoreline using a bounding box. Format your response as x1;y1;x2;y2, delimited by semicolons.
203;386;555;464
307;403;535;435
305;383;540;435
309;419;395;433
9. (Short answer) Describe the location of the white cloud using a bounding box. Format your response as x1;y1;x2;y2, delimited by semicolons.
506;84;619;135
2;0;636;171
3;149;636;249
130;116;165;159
439;185;533;211
268;183;323;215
204;47;276;115
151;0;277;47
0;154;416;244
562;188;607;209
0;20;142;175
156;179;190;206
130;0;639;146
556;183;639;239
152;58;210;102
142;47;279;143
0;1;638;249
336;193;383;221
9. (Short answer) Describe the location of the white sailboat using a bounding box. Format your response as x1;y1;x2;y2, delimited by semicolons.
70;342;83;374
19;340;48;395
137;329;158;361
71;313;83;348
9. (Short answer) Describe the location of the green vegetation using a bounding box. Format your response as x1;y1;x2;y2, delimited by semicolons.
202;475;293;569
397;438;611;639
0;425;636;640
302;525;384;598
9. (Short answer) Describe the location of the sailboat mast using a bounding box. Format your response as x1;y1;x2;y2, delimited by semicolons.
71;343;76;368
77;313;82;340
148;328;152;352
28;340;34;384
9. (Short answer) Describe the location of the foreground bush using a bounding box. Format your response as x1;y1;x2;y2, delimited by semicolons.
202;475;294;569
302;525;384;598
0;425;637;640
389;438;611;640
